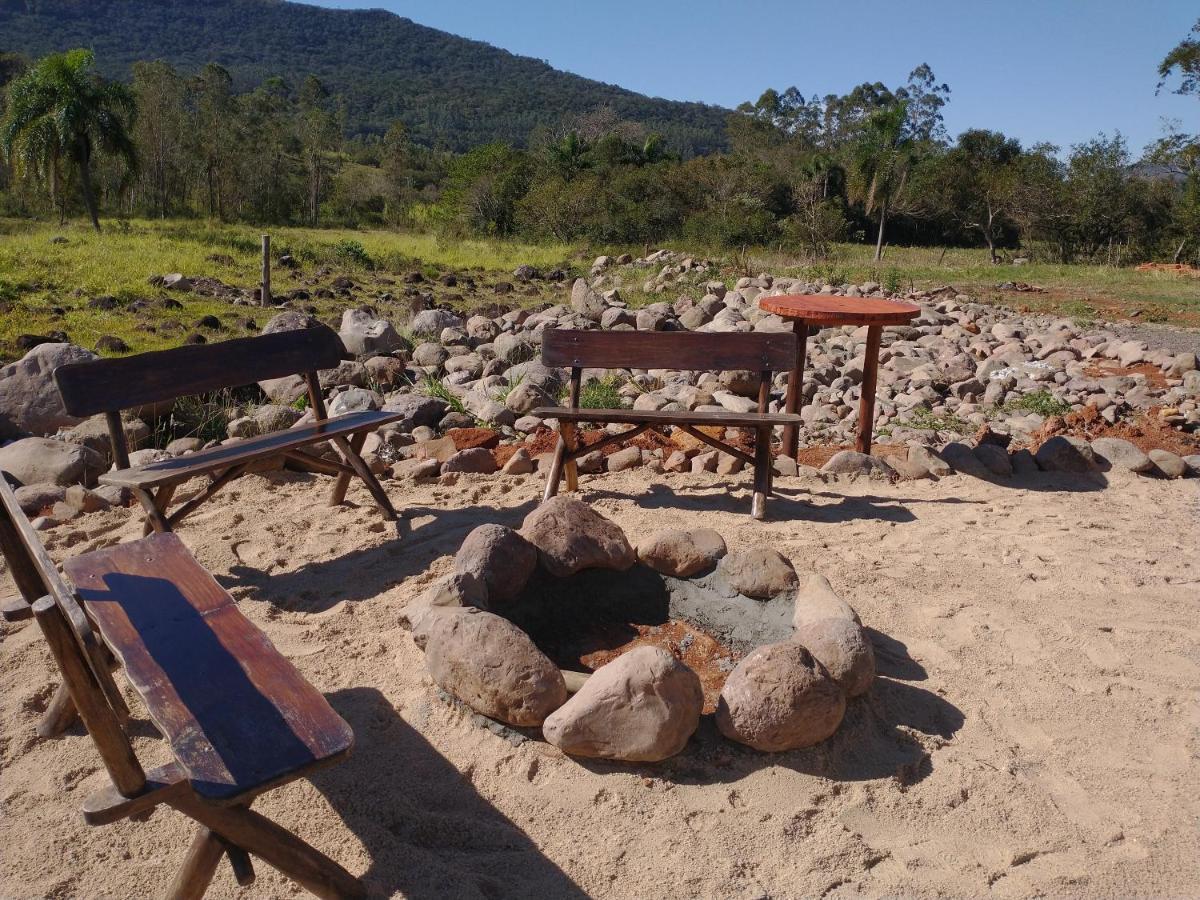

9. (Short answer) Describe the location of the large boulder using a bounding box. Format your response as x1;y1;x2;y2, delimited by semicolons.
542;646;704;762
0;343;98;439
410;308;463;338
636;528;727;577
793;618;875;697
1090;437;1154;474
339;309;407;357
520;496;636;577
819;450;895;478
0;437;105;487
1035;435;1100;473
382;393;449;429
261;311;320;335
718;548;798;599
570;279;606;320
716;642;845;751
454;524;538;607
422;608;567;726
792;574;861;629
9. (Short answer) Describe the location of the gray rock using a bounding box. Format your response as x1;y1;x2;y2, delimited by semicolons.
0;437;104;487
1035;435;1099;472
542;646;704;762
718;548;798;599
329;387;382;416
454;524;538;607
12;483;67;516
441;447;497;474
339;308;406;357
1149;448;1187;479
0;343;98;439
422;608;567;726
501;448;535;475
1090;437;1154;474
606;446;642;472
382;393;448;429
570;278;606;320
939;442;992;478
716;641;846;752
520;496;636;577
411;342;450;368
261;311;320;335
819;450;895;478
252;404;304;433
973;443;1013;477
908;444;952;477
494;332;535;364
636;528;726;577
410;308;463;338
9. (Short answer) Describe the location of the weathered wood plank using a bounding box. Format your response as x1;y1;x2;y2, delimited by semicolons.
54;327;346;418
99;411;404;490
65;533;354;802
541;328;797;372
533;407;801;427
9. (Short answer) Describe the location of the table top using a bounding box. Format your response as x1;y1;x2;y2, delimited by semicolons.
758;294;922;326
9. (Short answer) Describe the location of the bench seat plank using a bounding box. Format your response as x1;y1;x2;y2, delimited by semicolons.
100;410;403;490
532;406;802;427
64;534;354;803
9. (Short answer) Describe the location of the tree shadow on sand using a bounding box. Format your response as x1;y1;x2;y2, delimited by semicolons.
216;499;539;610
311;686;590;900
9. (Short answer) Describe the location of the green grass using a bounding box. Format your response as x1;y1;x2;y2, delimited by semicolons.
890;407;973;435
416;374;467;415
994;389;1072;418
572;375;627;410
0;217;574;360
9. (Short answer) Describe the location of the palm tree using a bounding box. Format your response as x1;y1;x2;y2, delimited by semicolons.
853;102;914;261
1;49;137;230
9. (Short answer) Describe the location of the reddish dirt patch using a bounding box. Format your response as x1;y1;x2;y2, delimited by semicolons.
1083;360;1170;390
1032;406;1200;457
447;427;500;450
579;620;742;714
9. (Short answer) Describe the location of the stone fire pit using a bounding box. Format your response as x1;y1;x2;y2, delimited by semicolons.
401;497;876;762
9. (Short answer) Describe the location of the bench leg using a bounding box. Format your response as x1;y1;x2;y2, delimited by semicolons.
328;433;366;507
168;797;365;899
751;425;771;520
134;485;175;535
561;422;579;492
331;434;398;521
167;825;224;900
543;427;569;502
37;681;80;737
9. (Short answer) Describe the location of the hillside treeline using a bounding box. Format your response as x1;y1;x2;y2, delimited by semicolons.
2;48;1198;265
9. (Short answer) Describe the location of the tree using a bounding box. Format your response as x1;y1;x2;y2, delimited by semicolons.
1158;19;1200;96
851;102;915;261
132;60;186;219
1;49;137;230
925;129;1023;262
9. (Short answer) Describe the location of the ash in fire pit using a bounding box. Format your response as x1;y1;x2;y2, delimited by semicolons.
402;497;876;763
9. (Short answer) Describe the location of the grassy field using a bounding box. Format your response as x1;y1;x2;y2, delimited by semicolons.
1;217;1197;361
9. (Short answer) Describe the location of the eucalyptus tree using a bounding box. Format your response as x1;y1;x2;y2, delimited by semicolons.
852;101;915;261
0;49;136;229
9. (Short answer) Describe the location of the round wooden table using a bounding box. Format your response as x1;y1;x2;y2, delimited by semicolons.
757;294;922;457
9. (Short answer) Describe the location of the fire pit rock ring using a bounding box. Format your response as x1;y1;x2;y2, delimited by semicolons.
401;497;876;763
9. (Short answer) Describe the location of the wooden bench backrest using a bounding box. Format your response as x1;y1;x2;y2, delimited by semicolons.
541;329;797;373
54;326;346;418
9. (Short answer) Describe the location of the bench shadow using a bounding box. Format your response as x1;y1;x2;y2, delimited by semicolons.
217;500;539;610
313;687;590;900
584;482;985;524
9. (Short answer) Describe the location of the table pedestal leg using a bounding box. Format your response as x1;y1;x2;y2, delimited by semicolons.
856;324;882;455
782;319;809;459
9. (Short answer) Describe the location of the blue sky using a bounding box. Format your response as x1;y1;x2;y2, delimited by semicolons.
308;0;1198;155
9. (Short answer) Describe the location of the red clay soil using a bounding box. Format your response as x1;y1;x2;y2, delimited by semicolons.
1083;360;1170;390
448;427;501;451
1031;406;1200;457
580;620;742;714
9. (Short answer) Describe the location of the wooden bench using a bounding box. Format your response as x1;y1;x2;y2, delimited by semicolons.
533;329;802;519
53;327;401;534
0;475;364;899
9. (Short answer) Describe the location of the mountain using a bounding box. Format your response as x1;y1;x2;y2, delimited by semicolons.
0;0;731;154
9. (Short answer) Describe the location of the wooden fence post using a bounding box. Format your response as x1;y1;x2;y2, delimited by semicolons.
261;234;271;307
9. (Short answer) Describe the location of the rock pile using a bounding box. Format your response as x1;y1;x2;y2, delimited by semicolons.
1;258;1197;526
402;497;876;762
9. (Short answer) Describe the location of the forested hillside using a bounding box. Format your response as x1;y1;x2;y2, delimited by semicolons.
0;0;730;153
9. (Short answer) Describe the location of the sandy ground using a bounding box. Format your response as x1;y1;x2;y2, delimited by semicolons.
1;465;1198;899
